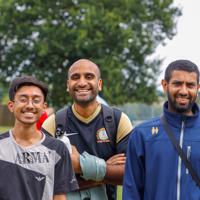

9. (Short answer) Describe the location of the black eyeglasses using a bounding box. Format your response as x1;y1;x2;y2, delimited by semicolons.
13;97;44;106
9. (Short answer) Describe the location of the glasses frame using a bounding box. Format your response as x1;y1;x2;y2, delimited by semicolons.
12;98;44;106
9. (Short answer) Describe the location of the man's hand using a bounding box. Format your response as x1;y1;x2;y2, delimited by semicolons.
70;145;82;174
103;154;126;185
106;153;126;165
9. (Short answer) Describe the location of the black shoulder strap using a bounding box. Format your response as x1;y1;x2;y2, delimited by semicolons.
102;104;117;150
55;107;68;138
55;104;119;150
160;114;200;188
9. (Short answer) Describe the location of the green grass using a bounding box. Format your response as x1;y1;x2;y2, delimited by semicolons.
117;186;123;200
0;126;123;199
0;126;12;133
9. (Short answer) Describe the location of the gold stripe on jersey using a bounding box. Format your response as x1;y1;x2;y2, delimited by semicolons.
42;114;56;137
116;113;133;143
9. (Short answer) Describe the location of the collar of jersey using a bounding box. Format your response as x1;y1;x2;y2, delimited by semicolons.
72;104;102;124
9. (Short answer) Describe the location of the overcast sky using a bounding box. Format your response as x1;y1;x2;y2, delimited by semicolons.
156;0;200;90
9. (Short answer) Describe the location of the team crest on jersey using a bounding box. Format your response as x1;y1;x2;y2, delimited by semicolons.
97;128;110;143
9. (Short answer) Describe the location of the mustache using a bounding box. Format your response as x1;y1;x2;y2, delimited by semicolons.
22;109;36;113
74;86;92;90
175;93;192;100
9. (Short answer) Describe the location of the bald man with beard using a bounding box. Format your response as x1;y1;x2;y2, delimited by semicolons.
42;59;133;200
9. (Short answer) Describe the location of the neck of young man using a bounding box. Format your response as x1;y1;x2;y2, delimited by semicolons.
12;121;43;147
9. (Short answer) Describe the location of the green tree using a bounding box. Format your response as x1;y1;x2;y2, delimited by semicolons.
0;0;181;108
0;75;8;105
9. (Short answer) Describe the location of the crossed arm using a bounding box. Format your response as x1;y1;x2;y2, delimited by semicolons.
70;145;126;189
53;194;67;200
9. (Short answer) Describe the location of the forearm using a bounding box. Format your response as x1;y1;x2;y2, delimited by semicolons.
73;160;82;174
103;164;125;185
77;163;125;187
71;146;125;186
53;194;67;200
78;152;125;186
77;176;103;190
70;146;82;174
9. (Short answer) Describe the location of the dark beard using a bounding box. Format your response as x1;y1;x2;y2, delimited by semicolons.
74;95;97;106
167;93;196;114
71;85;97;105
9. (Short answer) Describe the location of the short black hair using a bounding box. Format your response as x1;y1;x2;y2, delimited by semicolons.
165;60;199;83
9;76;50;101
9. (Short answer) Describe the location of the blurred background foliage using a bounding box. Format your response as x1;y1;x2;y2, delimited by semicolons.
0;0;181;108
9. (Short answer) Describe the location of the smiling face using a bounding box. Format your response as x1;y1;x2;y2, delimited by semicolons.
8;85;47;125
67;60;102;105
162;70;200;115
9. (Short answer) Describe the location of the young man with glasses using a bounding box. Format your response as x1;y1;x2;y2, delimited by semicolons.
0;76;78;200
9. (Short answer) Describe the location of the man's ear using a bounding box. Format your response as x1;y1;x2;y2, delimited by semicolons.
42;102;47;114
66;80;69;92
8;101;14;113
197;84;200;96
161;79;168;94
98;79;102;92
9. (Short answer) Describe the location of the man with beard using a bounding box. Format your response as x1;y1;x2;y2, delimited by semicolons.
42;59;133;200
123;59;200;200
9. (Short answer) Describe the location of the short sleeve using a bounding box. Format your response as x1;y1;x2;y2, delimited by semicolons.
116;112;133;154
54;143;79;194
116;112;133;143
42;114;56;137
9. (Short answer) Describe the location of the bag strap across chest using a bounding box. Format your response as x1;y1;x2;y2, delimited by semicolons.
160;114;200;189
55;105;120;151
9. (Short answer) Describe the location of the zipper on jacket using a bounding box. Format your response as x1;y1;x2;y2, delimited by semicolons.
186;146;191;174
177;120;185;200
